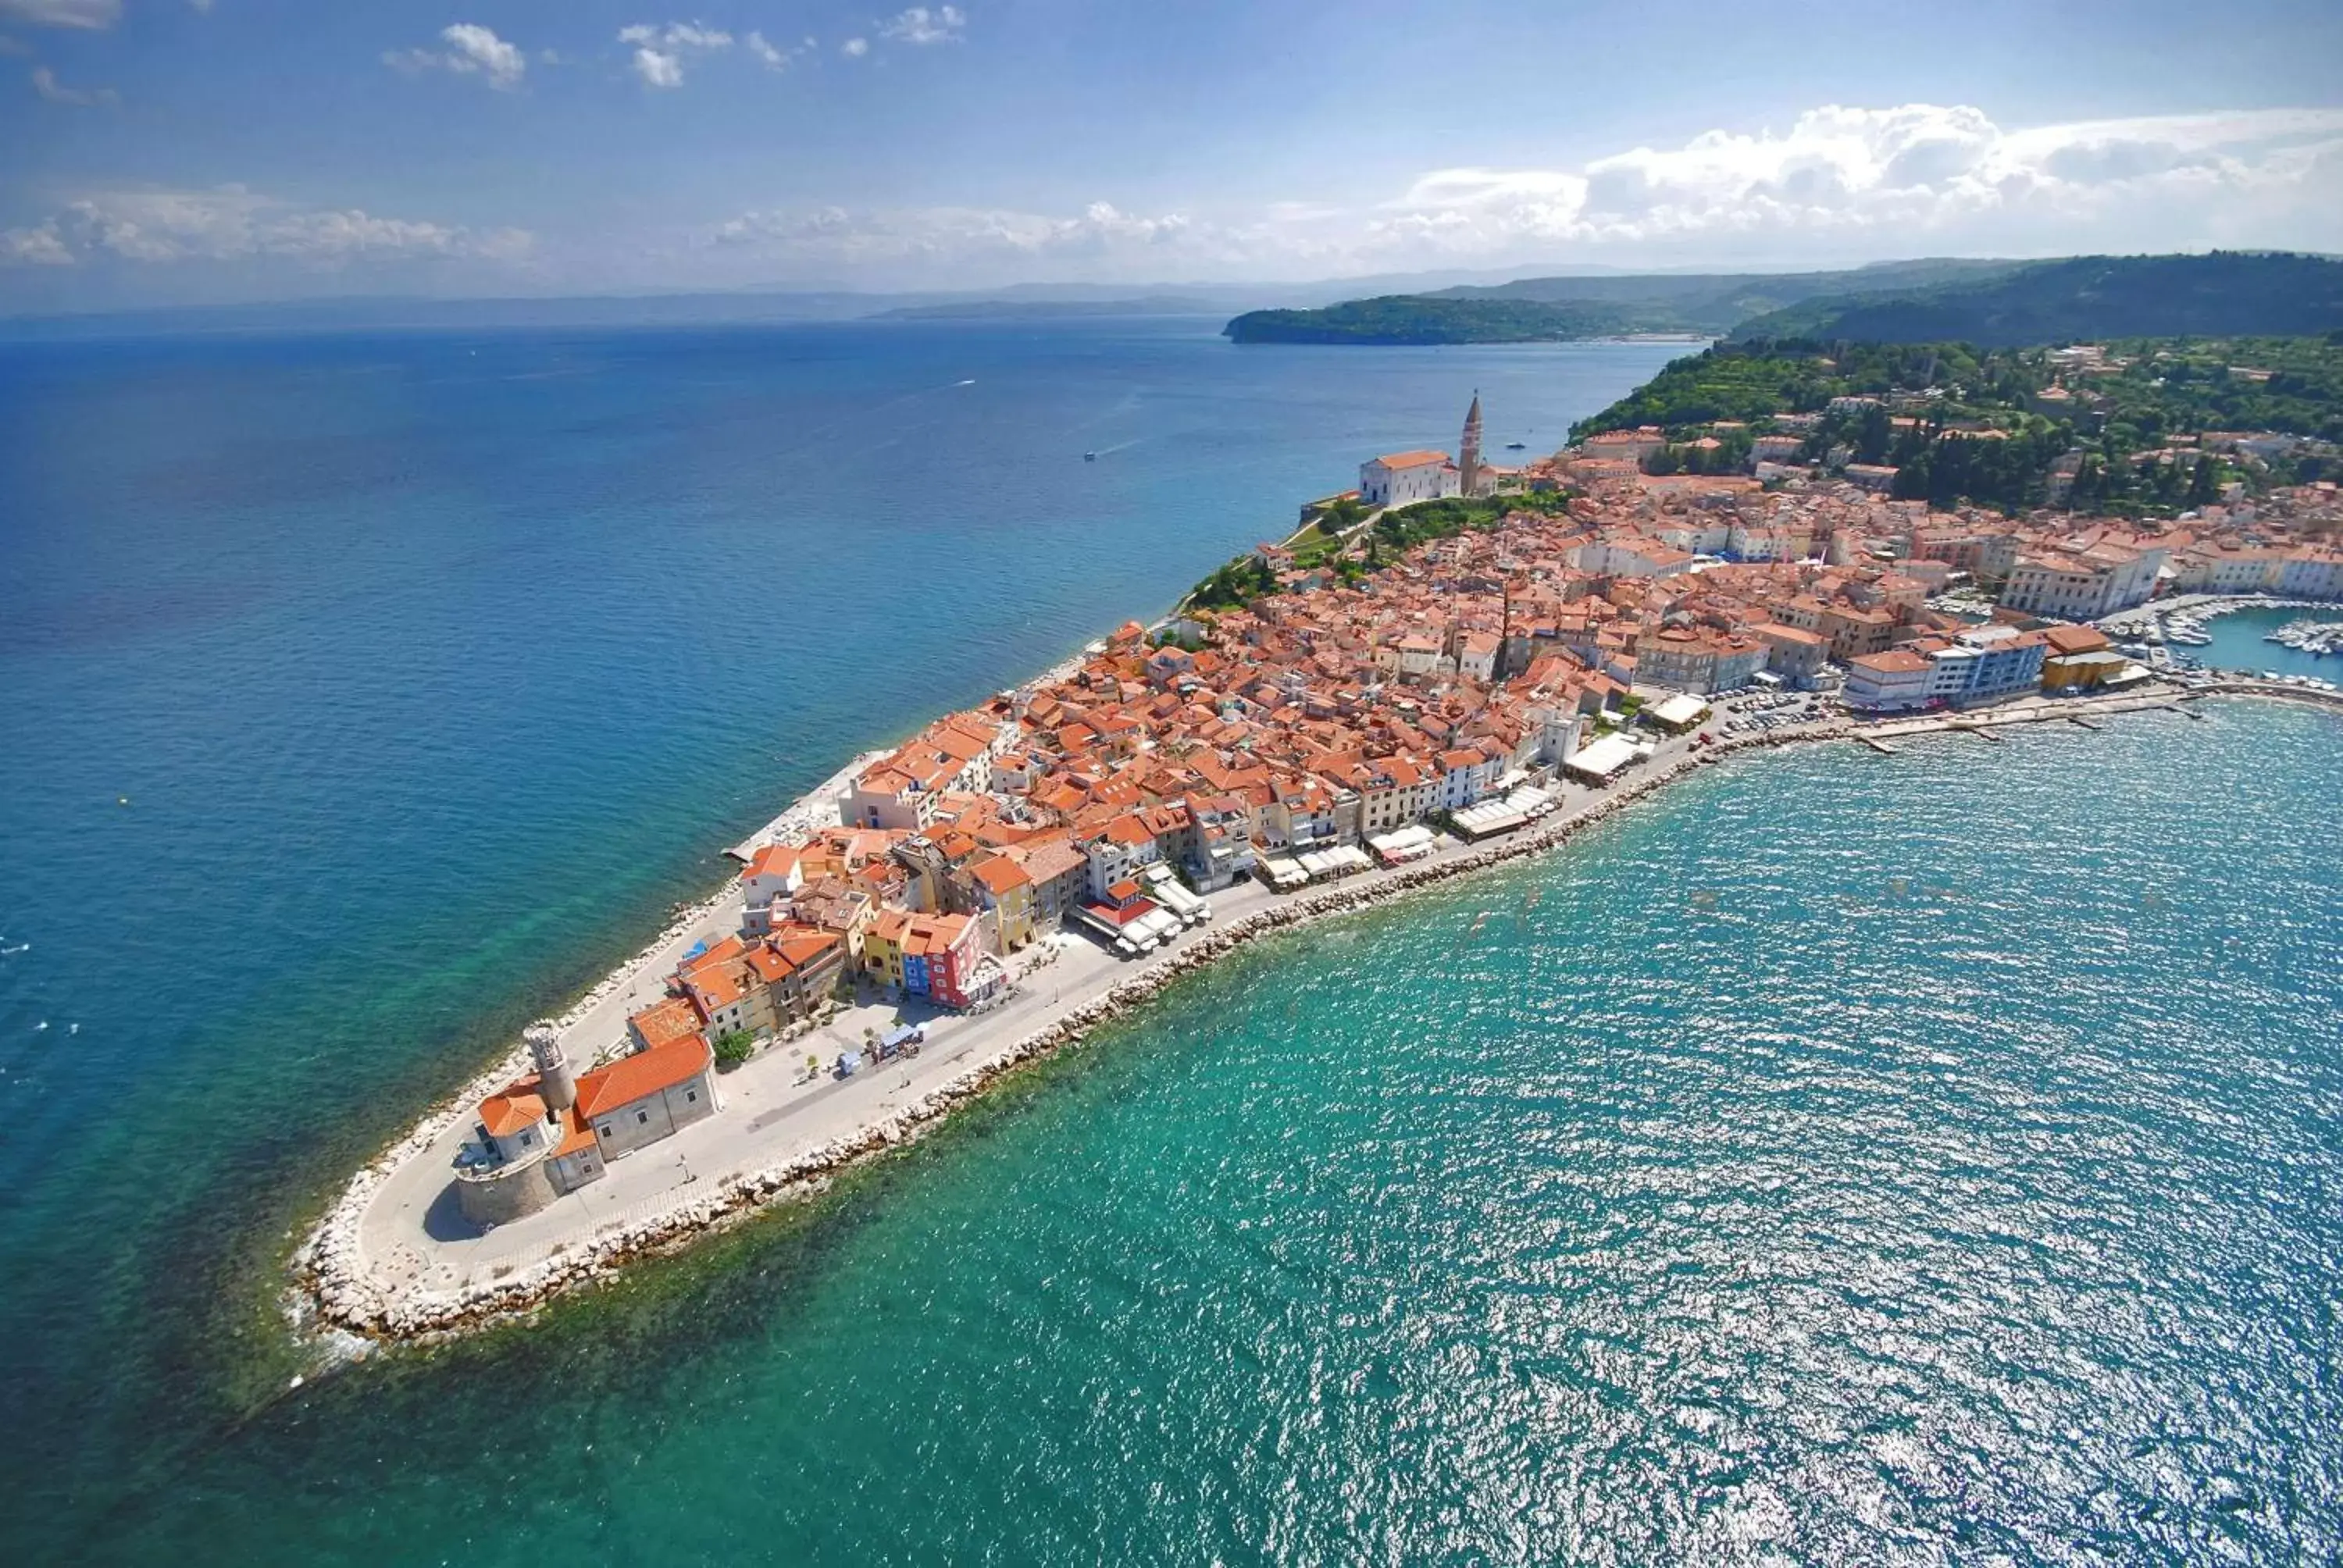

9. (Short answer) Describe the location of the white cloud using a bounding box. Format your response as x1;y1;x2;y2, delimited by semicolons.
695;199;1207;288
31;63;116;105
1366;104;2343;262
630;47;682;87
619;20;731;86
385;23;527;91
745;30;786;69
878;5;965;45
0;185;535;269
0;0;117;29
1;219;73;264
187;0;211;12
672;103;2343;290
0;32;32;55
840;36;867;57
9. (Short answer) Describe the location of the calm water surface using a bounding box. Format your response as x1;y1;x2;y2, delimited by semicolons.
2196;602;2343;681
0;319;1679;1560
4;325;2339;1564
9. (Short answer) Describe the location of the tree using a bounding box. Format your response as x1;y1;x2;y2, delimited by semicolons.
1854;403;1894;464
2185;454;2221;508
713;1028;755;1070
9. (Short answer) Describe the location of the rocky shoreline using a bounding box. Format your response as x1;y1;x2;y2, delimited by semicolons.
291;682;2338;1346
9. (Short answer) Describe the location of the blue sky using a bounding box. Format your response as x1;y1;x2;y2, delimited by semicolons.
4;0;2341;310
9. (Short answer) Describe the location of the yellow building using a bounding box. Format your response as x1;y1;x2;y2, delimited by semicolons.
2039;624;2124;690
861;907;912;989
969;854;1040;951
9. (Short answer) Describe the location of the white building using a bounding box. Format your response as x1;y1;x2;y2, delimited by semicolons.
1842;648;1935;713
1436;748;1504;811
1998;545;2163;620
1361;450;1459;507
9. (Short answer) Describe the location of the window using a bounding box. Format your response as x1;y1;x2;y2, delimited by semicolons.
686;1090;698;1103
637;1110;650;1125
597;1124;612;1139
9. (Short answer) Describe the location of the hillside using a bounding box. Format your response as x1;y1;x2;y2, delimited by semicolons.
1569;333;2343;518
1223;295;1669;344
1733;251;2343;345
1221;260;2025;346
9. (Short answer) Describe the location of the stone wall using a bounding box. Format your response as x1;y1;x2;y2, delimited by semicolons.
455;1156;560;1228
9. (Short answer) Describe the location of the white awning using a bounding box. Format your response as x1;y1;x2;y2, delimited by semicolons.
1650;693;1710;728
1566;733;1642;780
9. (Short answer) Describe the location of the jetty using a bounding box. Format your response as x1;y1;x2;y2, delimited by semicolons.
2069;715;2103;730
1856;735;1899;754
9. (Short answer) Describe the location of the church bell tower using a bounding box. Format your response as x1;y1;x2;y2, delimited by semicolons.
1460;391;1484;496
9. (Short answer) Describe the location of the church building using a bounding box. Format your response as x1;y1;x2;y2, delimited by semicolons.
1357;394;1492;507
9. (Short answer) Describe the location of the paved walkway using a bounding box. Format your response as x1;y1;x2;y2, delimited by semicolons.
350;725;1735;1304
347;681;2307;1311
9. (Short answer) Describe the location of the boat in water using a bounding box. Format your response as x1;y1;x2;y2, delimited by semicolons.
2266;618;2343;656
1084;451;1097;461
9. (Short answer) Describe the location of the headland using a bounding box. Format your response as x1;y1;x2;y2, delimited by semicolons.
293;395;2343;1349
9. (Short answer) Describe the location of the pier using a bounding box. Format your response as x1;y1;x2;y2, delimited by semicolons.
2069;715;2103;730
1856;735;1899;754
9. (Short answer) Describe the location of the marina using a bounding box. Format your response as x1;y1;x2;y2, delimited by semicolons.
2267;617;2343;656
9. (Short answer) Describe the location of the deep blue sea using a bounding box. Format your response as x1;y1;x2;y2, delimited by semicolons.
5;321;2341;1565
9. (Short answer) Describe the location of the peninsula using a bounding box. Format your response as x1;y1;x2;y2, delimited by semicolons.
296;397;2343;1345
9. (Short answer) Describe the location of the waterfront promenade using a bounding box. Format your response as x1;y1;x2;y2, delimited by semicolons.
337;722;1707;1327
303;676;2337;1342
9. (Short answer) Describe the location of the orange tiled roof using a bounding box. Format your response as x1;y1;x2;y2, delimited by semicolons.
576;1034;712;1120
480;1079;549;1139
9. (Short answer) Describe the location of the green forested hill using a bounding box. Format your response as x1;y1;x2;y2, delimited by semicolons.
1733;252;2343;345
1223;295;1660;344
1221;261;2024;344
1227;253;2343;349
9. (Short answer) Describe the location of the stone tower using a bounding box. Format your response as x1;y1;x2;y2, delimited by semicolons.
526;1020;577;1114
1459;391;1484;496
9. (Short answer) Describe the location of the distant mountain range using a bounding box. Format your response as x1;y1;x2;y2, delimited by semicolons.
870;295;1224;321
1225;253;2343;347
17;253;2338;346
2;263;1792;339
1223;259;2026;344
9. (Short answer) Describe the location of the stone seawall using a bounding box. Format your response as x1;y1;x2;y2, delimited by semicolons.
292;685;2339;1345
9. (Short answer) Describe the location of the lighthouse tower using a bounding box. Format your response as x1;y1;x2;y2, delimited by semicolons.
526;1020;577;1114
1459;392;1485;497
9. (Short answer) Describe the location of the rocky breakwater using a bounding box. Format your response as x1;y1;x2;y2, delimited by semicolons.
298;711;2143;1345
298;750;1743;1345
293;756;893;1341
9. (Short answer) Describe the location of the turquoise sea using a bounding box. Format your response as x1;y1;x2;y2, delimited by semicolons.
2197;602;2343;682
5;322;2342;1563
